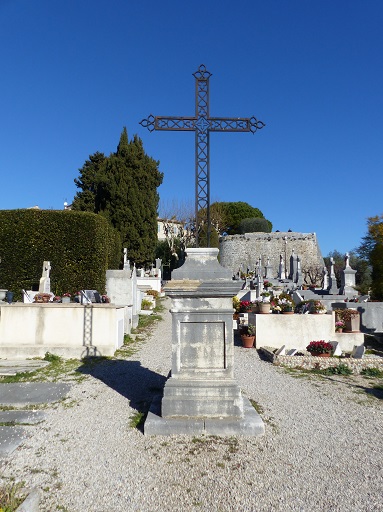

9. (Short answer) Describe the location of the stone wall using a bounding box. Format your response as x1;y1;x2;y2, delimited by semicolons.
219;231;324;277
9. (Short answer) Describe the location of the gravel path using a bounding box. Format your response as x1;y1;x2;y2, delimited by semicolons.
1;297;382;511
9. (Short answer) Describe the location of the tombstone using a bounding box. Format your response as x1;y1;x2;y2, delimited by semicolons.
296;255;304;286
330;341;342;356
289;249;297;281
275;345;286;356
278;254;286;280
351;345;365;359
123;248;130;271
155;258;162;270
340;253;357;296
264;257;273;279
322;266;328;291
287;348;298;356
83;290;102;303
145;248;264;436
38;261;51;293
328;257;338;295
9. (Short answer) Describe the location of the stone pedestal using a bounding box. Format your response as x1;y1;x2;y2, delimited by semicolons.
145;248;264;436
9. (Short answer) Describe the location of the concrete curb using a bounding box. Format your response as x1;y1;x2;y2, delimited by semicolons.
15;487;40;512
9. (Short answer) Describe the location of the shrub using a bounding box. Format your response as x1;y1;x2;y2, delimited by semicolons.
239;217;272;234
141;299;152;310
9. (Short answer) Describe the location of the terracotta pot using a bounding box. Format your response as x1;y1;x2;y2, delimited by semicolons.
241;335;255;348
336;328;343;333
310;352;331;358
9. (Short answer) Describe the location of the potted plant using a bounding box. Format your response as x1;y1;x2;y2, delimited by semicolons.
240;324;256;348
306;340;333;357
259;292;271;314
61;293;71;304
263;280;273;289
33;292;51;303
335;320;345;333
239;300;252;313
276;293;295;314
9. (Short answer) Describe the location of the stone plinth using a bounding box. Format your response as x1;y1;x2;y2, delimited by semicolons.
145;248;264;436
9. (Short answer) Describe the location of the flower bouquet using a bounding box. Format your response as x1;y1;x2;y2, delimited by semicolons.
306;340;333;357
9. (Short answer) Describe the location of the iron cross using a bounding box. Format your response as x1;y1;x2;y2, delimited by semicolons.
140;64;265;247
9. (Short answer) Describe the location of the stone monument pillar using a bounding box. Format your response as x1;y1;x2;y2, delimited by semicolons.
340;253;357;296
328;257;339;294
145;248;264;436
278;254;286;280
296;256;303;287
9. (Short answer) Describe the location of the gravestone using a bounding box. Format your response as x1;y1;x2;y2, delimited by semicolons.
38;261;51;293
123;248;130;271
351;345;365;359
275;345;286;356
340;253;357;296
330;341;342;356
145;248;264;436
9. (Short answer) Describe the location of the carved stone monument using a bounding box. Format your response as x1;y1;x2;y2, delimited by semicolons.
145;248;264;436
38;261;51;294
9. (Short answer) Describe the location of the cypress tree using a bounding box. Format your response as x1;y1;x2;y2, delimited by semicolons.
72;127;163;266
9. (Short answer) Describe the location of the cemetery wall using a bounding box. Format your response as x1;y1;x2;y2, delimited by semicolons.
219;231;324;276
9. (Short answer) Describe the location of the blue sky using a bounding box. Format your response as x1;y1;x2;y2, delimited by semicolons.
1;0;382;256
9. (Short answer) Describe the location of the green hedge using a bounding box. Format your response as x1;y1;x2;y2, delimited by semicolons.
0;210;121;299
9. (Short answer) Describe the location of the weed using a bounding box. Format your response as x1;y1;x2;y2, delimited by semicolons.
249;399;264;415
129;411;145;429
361;368;383;378
321;364;353;376
0;481;25;511
44;352;62;363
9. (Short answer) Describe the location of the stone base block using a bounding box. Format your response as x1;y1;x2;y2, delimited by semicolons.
144;395;265;436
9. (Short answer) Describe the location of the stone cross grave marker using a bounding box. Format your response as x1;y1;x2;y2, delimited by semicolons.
38;261;51;293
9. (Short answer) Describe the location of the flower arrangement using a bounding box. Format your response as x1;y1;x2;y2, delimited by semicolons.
102;294;110;303
261;291;271;303
272;304;282;313
310;300;327;314
306;340;333;355
272;293;295;312
53;295;61;302
233;296;241;313
335;320;345;332
146;289;159;298
239;300;252;312
263;281;273;288
62;293;71;298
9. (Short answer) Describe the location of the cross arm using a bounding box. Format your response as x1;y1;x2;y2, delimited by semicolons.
140;114;196;132
208;116;265;134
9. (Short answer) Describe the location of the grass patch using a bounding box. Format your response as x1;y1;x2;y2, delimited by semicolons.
0;481;25;511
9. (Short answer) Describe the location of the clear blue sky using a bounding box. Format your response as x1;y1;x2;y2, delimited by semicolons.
1;0;382;256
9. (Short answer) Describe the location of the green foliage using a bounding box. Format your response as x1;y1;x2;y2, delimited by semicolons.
324;249;371;294
321;364;353;376
360;367;383;378
210;201;272;235
43;352;62;364
239;217;272;234
0;210;121;300
0;481;25;511
356;215;383;299
72;127;163;266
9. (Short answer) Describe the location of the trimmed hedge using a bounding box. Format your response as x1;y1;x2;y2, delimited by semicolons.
0;210;121;300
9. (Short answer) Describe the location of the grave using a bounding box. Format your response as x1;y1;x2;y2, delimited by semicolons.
145;248;264;436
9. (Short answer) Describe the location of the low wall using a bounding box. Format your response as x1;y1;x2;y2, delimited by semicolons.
0;303;125;359
248;312;363;352
259;347;383;374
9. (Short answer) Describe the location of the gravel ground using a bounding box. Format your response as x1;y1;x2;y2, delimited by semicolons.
1;297;382;512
